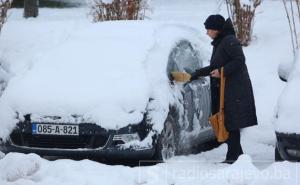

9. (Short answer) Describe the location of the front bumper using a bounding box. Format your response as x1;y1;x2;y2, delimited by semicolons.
0;140;155;159
276;132;300;161
0;121;156;160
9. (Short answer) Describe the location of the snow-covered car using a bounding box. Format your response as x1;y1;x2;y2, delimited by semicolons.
274;53;300;161
0;22;214;161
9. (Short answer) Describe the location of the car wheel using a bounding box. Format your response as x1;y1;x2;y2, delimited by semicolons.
154;116;179;161
275;144;283;162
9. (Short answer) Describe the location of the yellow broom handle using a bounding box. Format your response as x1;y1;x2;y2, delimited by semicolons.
220;67;225;112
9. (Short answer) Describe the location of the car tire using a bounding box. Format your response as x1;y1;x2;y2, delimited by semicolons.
275;145;284;162
154;115;180;161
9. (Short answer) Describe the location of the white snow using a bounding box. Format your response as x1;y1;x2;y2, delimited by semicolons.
274;50;300;133
0;0;298;184
0;152;299;185
100;0;114;3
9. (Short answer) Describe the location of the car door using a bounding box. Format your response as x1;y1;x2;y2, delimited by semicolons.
167;40;212;153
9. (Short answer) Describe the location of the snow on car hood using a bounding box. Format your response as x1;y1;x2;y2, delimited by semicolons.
0;20;206;139
274;50;300;133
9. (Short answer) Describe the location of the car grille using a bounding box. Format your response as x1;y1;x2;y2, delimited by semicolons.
10;133;109;149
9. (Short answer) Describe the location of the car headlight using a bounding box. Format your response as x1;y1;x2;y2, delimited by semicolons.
113;133;140;143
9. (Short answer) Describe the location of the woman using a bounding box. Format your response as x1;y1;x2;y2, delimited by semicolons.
190;14;257;164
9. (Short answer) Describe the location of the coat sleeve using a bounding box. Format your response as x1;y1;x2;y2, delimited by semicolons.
192;66;211;77
190;66;211;81
223;37;246;77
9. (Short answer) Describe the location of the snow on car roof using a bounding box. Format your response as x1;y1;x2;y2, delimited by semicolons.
0;20;206;139
274;51;300;133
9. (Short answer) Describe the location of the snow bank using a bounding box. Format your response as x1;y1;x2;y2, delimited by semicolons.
0;153;298;185
0;153;40;183
249;161;300;185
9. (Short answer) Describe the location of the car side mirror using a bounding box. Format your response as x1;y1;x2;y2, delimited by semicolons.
278;61;293;82
279;75;287;82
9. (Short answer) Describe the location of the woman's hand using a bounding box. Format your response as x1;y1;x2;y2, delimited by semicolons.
210;69;220;78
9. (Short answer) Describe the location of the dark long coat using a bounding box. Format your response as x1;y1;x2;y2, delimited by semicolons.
193;19;257;131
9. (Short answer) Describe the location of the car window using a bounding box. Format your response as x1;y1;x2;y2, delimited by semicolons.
167;40;202;79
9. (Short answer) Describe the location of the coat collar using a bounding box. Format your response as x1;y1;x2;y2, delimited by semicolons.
211;18;236;47
211;34;224;46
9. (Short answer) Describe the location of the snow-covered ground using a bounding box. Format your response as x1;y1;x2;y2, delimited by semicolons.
0;0;299;184
0;152;299;185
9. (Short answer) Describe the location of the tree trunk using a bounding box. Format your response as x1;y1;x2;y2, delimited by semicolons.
24;0;38;18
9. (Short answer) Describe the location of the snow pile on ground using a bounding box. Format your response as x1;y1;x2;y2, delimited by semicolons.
0;152;299;185
274;50;300;133
0;153;40;183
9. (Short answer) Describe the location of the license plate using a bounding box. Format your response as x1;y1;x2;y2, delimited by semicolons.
32;123;79;136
